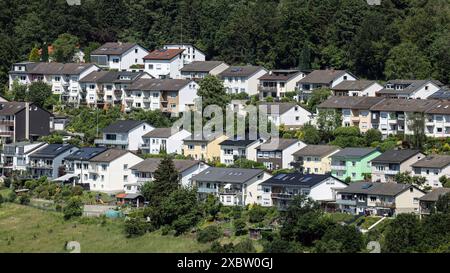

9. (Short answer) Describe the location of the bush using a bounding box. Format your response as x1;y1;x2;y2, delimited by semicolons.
234;238;256;253
248;205;267;223
19;194;30;205
8;191;17;203
124;217;151;237
231;207;242;219
197;225;222;243
234;218;247;236
63;197;83;220
3;177;11;188
71;185;84;196
0;194;4;206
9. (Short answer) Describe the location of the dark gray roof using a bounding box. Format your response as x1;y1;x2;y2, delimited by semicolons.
11;62;97;75
65;147;108;161
332;80;378;91
259;102;309;115
298;70;355;84
259;70;304;81
90;149;132;163
420;188;450;202
219;139;259;147
428;87;450;100
0;102;29;115
262;173;343;188
30;144;75;159
91;42;137;55
332;148;378;158
143;128;174;138
294;145;340;157
337;182;419;196
219;66;265;78
380;80;444;95
425;100;450;115
192;167;265;184
412;155;450;169
127;78;191;91
130;158;200;173
256;138;301;151
371;150;423;164
370;99;438;112
79;71;147;83
180;61;225;72
318;96;384;110
102;120;145;134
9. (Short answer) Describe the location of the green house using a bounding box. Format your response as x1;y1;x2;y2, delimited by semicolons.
331;148;381;181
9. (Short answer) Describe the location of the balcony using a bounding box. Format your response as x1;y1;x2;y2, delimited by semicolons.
125;97;134;102
28;163;53;169
258;85;277;92
384;169;399;175
219;188;243;195
0;120;14;125
271;193;294;200
94;139;129;146
337;199;357;206
331;164;347;171
142;97;151;103
0;131;14;136
137;177;152;183
198;187;218;194
375;201;395;208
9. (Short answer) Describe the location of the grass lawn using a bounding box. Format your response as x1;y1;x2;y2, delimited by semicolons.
0;203;208;253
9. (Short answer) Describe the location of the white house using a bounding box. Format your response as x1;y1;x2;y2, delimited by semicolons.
219;66;268;96
143;48;184;79
87;149;143;193
192;167;272;206
219;138;264;165
90;42;149;71
124;78;199;114
179;61;229;80
79;70;153;107
63;147;108;185
140;127;191;155
8;62;99;105
412;155;450;188
331;80;383;97
297;69;357;101
1;142;46;175
424;100;450;138
130;158;209;189
94;120;154;151
258;69;306;99
259;173;348;208
260;102;312;129
163;43;206;64
28;144;79;179
256;138;307;170
377;80;443;99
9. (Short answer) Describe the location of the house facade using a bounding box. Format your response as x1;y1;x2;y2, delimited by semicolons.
291;145;341;174
219;138;263;165
260;102;312;129
143;49;184;79
28;144;78;179
331;80;383;97
0;142;46;175
371;150;425;183
258;70;305;99
256;138;306;171
219;66;268;96
90;42;148;71
94;120;154;151
140;128;191;155
331;148;381;182
411;155;450;188
419;188;450;216
64;147;108;186
179;61;229;80
163;44;206;64
183;134;229;161
297;70;357;101
377;80;443;99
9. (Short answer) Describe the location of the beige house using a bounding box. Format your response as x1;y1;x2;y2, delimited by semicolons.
182;134;228;162
371;150;425;183
292;145;340;174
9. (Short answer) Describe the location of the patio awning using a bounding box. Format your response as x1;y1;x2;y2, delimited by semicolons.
53;173;78;182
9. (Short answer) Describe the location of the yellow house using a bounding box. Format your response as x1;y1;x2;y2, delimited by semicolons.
182;134;228;162
292;145;340;174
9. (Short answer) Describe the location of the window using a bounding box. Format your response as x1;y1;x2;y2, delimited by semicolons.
343;76;348;80
113;58;119;63
135;48;138;53
370;196;376;202
54;76;61;82
148;64;154;70
295;116;300;121
89;84;95;89
124;175;128;182
123;164;128;170
188;145;194;150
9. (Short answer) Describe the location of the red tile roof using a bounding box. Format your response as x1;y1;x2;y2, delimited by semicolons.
144;49;184;60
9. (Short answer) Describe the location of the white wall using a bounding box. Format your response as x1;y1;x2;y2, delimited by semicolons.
309;177;347;201
128;123;155;151
282;141;307;169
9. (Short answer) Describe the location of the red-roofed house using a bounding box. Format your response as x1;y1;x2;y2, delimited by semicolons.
143;49;185;79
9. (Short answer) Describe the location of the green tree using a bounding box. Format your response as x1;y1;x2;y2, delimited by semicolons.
385;42;432;80
63;197;83;220
10;80;28;101
51;33;79;63
230;158;266;169
297;124;321;144
364;129;382;146
27;81;52;109
435;193;450;214
406;113;427;150
383;214;422;253
317;109;342;143
317;225;364;253
83;42;101;63
28;46;40;62
197;75;230;110
203;194;222;221
330;126;365;148
307;88;332;113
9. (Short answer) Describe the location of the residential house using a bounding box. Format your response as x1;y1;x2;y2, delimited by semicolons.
140;127;191;155
371;150;425;183
179;61;229;80
130;158;209;190
219;138;264;165
0;102;53;144
377;80;443;99
317;96;384;133
428;86;450;100
90;42;149;71
258;70;306;99
64;147;108;186
424;100;450;138
419;188;450;216
336;182;425;216
124;78;198;114
192;167;272;206
163;43;206;64
291;145;341;174
86;149;143;193
297;69;357;101
8;62;99;104
411;155;450;188
182;134;229;161
143;48;184;79
0;142;46;176
331;148;381;182
94;120;154;151
331;80;383;97
51;115;70;132
28;144;78;179
256;138;306;171
219;66;268;96
259;102;312;129
259;173;348;209
79;70;152;107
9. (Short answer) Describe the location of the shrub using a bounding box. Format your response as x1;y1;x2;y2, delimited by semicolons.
197;225;222;243
19;194;30;205
124;217;151;237
248;205;267;223
8;191;17;203
71;185;84;196
0;194;4;206
63;197;83;220
231;207;242;219
234;218;247;236
3;177;12;188
234;238;256;253
39;190;50;199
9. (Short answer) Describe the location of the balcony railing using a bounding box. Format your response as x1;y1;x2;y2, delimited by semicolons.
198;187;218;194
219;188;242;195
384;169;399;175
336;199;357;206
0;131;14;136
258;85;277;92
271;193;294;200
375;201;395;208
28;163;53;169
0;120;14;125
94;139;129;146
331;164;346;170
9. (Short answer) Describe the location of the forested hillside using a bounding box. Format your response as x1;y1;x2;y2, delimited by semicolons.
0;0;449;86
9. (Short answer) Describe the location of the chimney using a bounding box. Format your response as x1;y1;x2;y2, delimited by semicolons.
25;102;30;140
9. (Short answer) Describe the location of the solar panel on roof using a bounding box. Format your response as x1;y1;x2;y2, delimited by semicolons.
361;184;372;189
275;174;287;180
